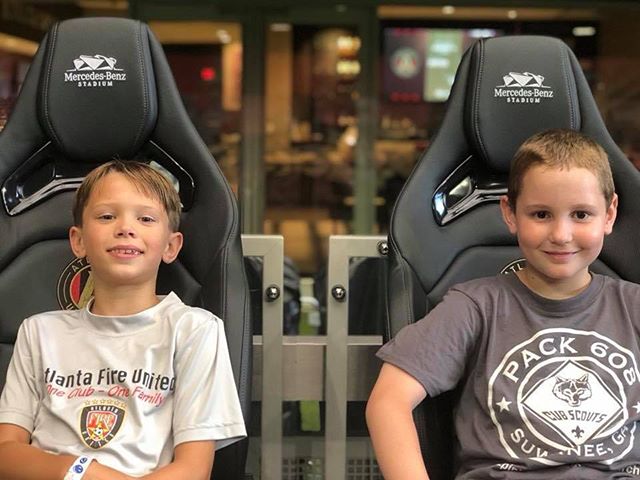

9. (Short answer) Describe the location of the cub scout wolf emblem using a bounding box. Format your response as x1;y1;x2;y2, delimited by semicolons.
80;403;125;449
553;374;592;407
57;257;94;310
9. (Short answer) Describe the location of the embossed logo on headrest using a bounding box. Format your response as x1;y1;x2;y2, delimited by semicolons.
501;258;526;275
57;257;94;310
64;54;127;88
494;72;554;104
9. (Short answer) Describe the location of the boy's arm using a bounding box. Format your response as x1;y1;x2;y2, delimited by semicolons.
140;440;215;480
366;362;430;480
0;423;132;480
0;423;212;480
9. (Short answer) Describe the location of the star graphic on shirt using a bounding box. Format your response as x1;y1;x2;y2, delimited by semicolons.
497;397;512;412
633;402;640;414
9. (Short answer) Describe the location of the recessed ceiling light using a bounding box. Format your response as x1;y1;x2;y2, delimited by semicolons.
442;5;455;15
507;10;518;20
573;26;596;37
270;23;292;32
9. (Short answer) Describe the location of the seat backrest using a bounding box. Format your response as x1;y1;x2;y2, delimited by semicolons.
387;35;640;480
0;17;251;480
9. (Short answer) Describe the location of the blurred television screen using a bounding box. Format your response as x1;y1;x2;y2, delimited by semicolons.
383;28;500;103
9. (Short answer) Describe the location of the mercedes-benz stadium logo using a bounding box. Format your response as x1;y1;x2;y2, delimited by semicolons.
70;54;121;71
64;54;127;88
500;72;547;88
494;71;554;104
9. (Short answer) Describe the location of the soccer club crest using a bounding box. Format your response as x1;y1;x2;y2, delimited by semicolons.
80;403;125;449
57;257;94;310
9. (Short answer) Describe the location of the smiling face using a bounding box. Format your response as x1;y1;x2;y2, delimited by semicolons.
500;165;617;299
69;172;183;292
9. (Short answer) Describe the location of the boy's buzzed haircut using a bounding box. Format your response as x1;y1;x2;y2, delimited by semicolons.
507;129;615;209
73;160;182;232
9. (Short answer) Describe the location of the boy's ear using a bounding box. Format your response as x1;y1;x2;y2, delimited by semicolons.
604;193;618;235
69;226;86;258
500;195;518;235
162;231;184;264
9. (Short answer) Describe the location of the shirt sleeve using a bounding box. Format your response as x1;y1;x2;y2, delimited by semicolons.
377;287;482;397
171;313;247;449
0;321;39;432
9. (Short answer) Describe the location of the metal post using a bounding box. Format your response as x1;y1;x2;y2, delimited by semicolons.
242;234;284;480
325;235;387;479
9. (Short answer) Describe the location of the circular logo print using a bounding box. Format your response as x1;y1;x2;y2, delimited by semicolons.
390;47;419;79
57;257;94;310
488;328;640;466
501;259;526;275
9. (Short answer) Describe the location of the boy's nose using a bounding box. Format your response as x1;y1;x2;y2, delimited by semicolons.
115;220;137;237
549;219;572;244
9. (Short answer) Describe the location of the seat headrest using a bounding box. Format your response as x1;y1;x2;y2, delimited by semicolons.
38;18;157;161
465;35;580;172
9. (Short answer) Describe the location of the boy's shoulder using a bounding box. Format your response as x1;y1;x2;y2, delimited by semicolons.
160;292;224;331
448;273;640;310
597;273;640;295
22;307;81;327
448;274;512;297
14;308;82;342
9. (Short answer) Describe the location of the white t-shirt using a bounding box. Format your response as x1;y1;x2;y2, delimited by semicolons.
0;292;247;476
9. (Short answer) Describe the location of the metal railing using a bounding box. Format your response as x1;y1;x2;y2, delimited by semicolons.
242;234;387;480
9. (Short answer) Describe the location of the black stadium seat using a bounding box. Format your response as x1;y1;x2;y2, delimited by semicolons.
386;35;640;480
0;18;251;479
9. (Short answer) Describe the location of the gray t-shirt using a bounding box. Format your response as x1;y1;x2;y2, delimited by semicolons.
378;273;640;479
0;292;247;476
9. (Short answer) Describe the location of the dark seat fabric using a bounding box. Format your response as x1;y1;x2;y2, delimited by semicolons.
386;35;640;480
0;18;251;479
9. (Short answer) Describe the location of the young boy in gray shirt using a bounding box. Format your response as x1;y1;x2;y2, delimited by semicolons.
367;129;640;479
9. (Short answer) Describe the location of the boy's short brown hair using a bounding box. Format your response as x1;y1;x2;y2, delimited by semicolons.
73;160;182;232
507;129;615;209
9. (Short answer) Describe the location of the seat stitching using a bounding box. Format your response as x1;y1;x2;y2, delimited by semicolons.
560;44;577;130
42;24;63;148
473;40;489;162
132;22;149;150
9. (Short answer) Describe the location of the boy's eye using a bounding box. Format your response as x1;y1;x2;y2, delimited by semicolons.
533;211;549;219
139;215;156;223
574;211;590;220
98;213;114;220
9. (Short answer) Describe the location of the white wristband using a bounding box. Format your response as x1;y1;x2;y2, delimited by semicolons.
63;455;94;480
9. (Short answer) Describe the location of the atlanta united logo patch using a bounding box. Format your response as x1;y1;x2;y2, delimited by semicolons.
80;403;126;449
501;259;526;275
488;328;640;466
57;257;94;310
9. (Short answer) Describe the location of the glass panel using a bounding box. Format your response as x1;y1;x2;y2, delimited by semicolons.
262;19;366;479
346;436;383;480
0;45;34;131
264;23;360;275
150;21;242;195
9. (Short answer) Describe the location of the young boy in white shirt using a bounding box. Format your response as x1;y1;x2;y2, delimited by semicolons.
0;160;246;479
